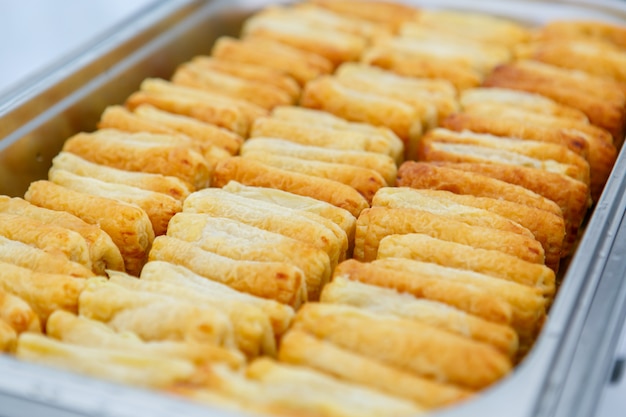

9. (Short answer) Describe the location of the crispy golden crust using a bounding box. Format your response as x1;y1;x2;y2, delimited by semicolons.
354;206;545;265
0;319;16;353
25;181;154;276
432;161;589;257
212;157;369;218
293;302;513;389
537;20;626;49
378;188;565;272
0;196;124;275
211;36;333;86
0;262;85;325
148;236;306;308
167;213;331;301
0;289;42;334
321;275;519;357
279;330;473;409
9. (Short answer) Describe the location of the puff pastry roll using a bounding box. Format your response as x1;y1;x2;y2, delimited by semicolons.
25;180;154;276
172;61;293;110
167;213;331;301
16;333;196;389
188;56;301;100
242;152;386;203
79;277;235;348
51;152;191;202
149;236;307;308
537;20;626;49
0;212;91;269
61;129;211;190
211;36;333;86
212;156;369;219
0;319;16;353
250;116;403;162
46;310;244;369
396;162;563;217
0;196;124;275
0;262;85;324
49;169;180;237
279;330;472;409
372;187;564;271
321;276;518;357
483;60;626;141
107;270;276;358
293;302;513;390
140;261;294;338
0;236;93;278
333;259;512;325
242;138;397;186
241;7;367;66
354;206;545;265
378;233;555;298
0;289;41;334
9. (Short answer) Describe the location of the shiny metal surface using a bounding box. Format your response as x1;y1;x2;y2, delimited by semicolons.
0;1;625;416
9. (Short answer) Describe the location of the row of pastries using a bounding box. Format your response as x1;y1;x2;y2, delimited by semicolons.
0;0;625;416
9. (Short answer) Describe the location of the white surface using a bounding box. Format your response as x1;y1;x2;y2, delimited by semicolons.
0;0;159;97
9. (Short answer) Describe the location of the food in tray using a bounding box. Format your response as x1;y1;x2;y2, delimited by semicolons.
1;0;625;416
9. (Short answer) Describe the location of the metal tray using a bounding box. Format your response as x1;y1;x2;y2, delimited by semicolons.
1;1;625;416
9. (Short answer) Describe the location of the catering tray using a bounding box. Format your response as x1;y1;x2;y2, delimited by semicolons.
1;1;626;416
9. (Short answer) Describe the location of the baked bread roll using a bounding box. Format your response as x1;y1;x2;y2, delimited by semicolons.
139;261;294;338
0;261;85;324
211;36;333;86
25;180;154;276
149;236;306;308
212;156;369;219
107;270;276;358
378;233;556;299
0;319;16;353
61;129;211;191
51;152;191;202
0;289;41;334
0;236;93;278
354;206;545;265
0;196;124;275
16;333;196;389
78;277;235;348
241;137;398;186
46;310;245;369
372;187;565;271
293;302;513;389
167;213;331;301
278;330;472;409
321;275;519;357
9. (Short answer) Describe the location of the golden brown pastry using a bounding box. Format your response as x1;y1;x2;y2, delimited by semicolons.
0;288;41;334
0;236;93;278
25;180;154;276
278;330;472;409
51;152;191;202
333;259;513;325
241;152;387;203
321;275;519;357
377;233;555;298
354;206;545;265
16;333;196;389
0;261;85;325
139;261;295;339
536;20;626;49
48;169;181;237
0;195;124;275
293;302;513;390
107;269;276;358
148;235;307;308
167;212;331;301
78;277;236;348
0;319;16;353
212;156;369;219
211;36;333;86
46;310;245;369
372;187;565;271
61;129;211;191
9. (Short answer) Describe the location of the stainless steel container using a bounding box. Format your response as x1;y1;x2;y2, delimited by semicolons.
1;1;625;416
